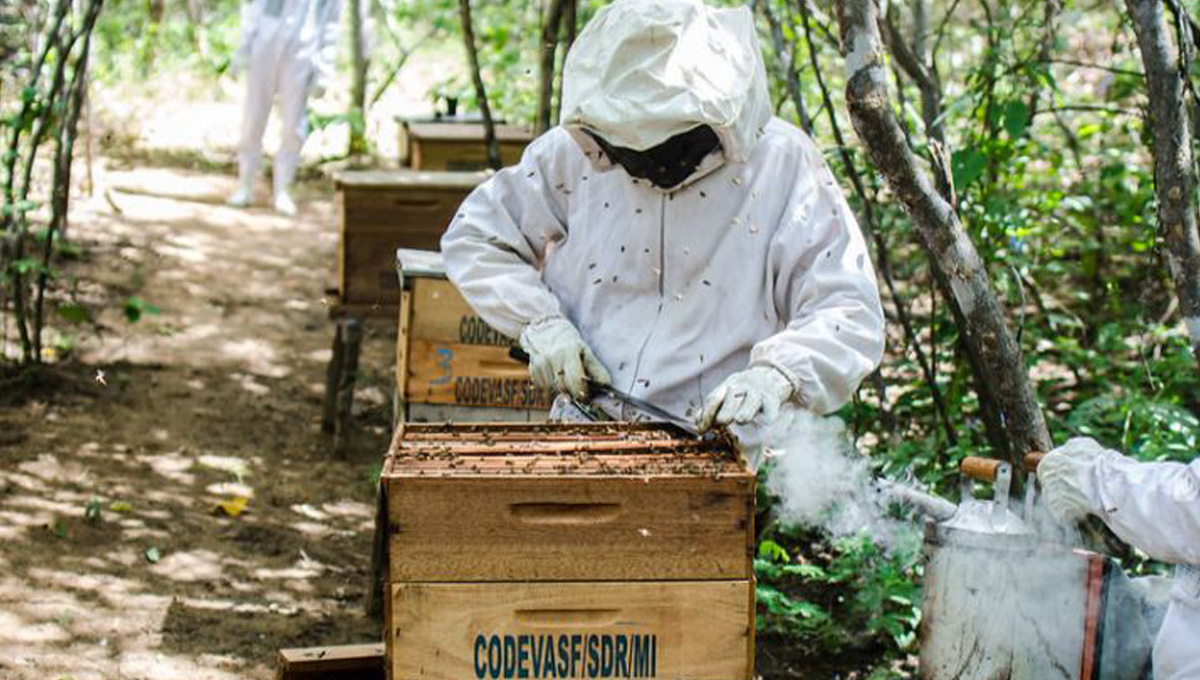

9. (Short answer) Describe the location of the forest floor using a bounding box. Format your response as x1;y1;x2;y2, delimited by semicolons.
0;160;397;679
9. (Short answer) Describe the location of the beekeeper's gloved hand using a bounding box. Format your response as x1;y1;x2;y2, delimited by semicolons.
1038;437;1111;523
696;365;794;432
519;317;611;401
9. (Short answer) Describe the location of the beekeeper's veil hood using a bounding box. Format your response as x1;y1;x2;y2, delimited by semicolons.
559;0;771;188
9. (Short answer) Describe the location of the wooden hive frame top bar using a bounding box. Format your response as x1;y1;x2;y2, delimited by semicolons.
385;422;750;479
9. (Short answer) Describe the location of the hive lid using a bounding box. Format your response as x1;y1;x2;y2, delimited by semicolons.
384;422;749;479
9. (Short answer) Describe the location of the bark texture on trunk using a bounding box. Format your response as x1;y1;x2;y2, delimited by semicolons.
536;0;567;134
835;0;1052;464
1126;0;1200;363
348;0;370;155
458;0;501;169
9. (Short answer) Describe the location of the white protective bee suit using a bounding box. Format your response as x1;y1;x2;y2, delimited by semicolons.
228;0;342;214
1039;438;1200;680
441;0;884;423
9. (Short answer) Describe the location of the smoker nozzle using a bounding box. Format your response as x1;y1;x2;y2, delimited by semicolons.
875;479;958;522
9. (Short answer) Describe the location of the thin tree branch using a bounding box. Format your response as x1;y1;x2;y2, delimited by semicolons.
757;0;813;134
458;0;501;169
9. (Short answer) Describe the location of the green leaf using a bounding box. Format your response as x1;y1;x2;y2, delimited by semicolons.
84;499;102;525
123;297;161;323
10;257;51;276
758;539;790;563
951;147;986;188
1003;101;1029;139
145;546;161;563
57;303;89;324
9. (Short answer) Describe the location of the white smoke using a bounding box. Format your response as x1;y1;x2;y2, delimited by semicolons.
736;406;919;551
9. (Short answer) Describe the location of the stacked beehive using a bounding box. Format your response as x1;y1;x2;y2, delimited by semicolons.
395;249;553;424
332;171;489;314
381;422;756;680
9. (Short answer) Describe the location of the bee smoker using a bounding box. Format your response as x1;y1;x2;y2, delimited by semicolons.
883;456;1154;680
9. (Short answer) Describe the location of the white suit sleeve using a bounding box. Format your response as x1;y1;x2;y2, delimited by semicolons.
1088;454;1200;565
749;143;885;415
440;132;571;339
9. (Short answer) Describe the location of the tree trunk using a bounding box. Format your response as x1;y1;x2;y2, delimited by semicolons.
458;0;501;169
348;0;370;156
835;0;1053;465
536;0;567;134
756;0;812;134
1126;0;1200;364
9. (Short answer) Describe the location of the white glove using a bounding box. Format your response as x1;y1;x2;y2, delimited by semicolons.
1038;437;1109;523
696;365;794;432
519;317;611;400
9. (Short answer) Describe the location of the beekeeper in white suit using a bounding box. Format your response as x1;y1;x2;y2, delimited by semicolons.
441;0;884;430
1040;438;1200;679
227;0;342;215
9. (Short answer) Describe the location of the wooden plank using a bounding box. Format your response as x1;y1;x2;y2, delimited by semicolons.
276;643;384;680
407;122;535;142
387;475;753;582
409;277;512;345
396;287;414;419
389;581;754;680
334;169;489;190
405;402;546;423
404;340;555;409
412;139;529;171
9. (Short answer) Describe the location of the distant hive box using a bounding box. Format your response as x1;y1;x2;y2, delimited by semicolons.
381;422;756;680
400;122;534;170
332;171;487;314
395;249;552;423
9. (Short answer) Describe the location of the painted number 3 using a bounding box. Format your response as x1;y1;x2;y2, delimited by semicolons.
430;347;454;385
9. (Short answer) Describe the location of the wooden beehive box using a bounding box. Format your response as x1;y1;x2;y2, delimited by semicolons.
395;249;552;423
332;170;487;313
381;422;756;680
400;121;533;170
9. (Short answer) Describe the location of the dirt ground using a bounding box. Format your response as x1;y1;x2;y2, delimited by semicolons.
0;160;397;679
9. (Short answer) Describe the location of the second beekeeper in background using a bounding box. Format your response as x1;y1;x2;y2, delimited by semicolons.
1039;438;1200;680
226;0;342;215
441;0;885;432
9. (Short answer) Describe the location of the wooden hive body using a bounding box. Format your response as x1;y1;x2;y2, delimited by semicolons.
333;171;486;313
401;122;533;170
382;422;757;680
395;250;552;423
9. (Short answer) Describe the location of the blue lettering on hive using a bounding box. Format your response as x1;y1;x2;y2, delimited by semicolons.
556;635;570;678
530;635;543;679
475;635;488;679
504;635;517;679
518;635;530;679
543;634;557;679
474;632;659;678
631;636;649;678
587;635;600;677
488;635;502;680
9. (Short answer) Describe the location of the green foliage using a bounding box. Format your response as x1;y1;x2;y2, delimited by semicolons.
122;297;160;324
755;528;922;658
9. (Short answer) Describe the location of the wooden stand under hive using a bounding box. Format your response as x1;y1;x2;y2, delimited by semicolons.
381;422;757;680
